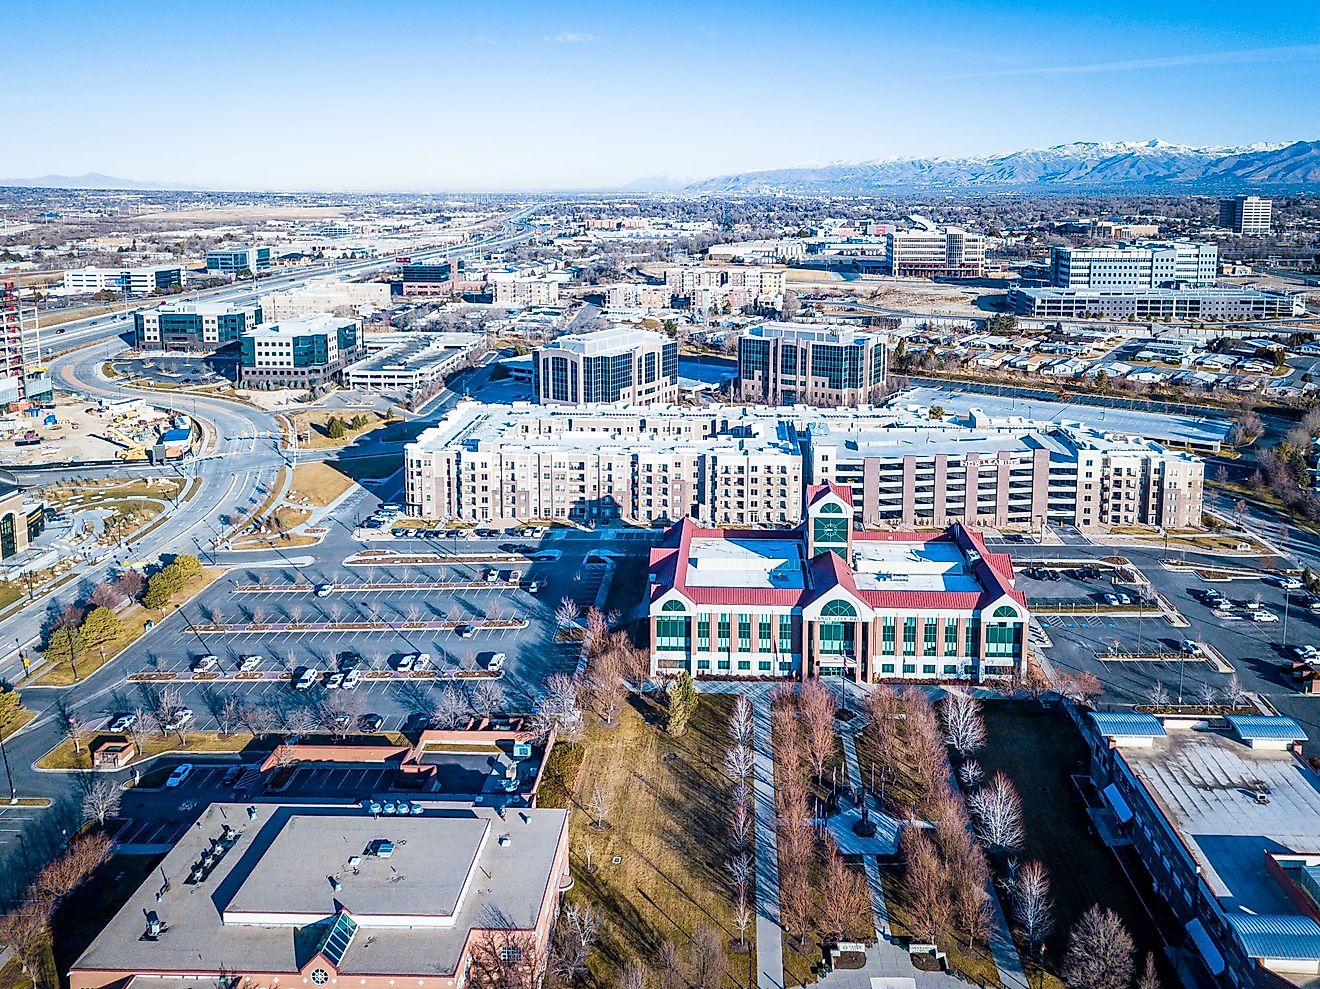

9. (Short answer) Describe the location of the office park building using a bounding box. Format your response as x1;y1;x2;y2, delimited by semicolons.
532;326;678;406
647;484;1030;683
134;301;264;351
238;314;363;390
404;403;1202;530
737;322;888;406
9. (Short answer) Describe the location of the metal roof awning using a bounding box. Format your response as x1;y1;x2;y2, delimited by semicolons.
1186;918;1225;976
1102;783;1134;825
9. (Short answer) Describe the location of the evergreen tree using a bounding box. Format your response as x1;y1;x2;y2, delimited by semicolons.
666;671;698;737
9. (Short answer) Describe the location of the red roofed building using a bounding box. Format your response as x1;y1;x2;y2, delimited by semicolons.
647;483;1029;683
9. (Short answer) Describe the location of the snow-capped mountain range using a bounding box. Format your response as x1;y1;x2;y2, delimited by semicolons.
679;140;1320;194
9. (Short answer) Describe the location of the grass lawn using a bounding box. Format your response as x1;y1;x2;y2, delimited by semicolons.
977;703;1167;989
0;581;23;612
231;505;314;548
289;409;393;449
290;461;356;507
34;568;225;686
38;730;259;771
332;454;403;483
537;696;753;988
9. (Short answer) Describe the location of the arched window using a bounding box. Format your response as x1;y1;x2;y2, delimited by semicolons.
992;605;1018;619
821;600;857;619
661;600;686;613
818;503;844;515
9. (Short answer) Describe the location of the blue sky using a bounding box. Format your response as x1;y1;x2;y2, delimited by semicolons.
3;0;1317;190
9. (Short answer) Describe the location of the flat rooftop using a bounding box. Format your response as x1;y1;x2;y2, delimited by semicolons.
248;313;352;339
1122;730;1320;916
540;325;668;356
73;801;568;979
852;539;981;593
685;537;806;589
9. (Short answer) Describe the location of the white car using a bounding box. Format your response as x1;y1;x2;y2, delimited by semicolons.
528;579;545;594
484;651;507;674
165;764;194;788
1102;592;1120;606
341;669;362;690
239;654;263;672
508;569;523;583
1249;610;1279;623
193;655;219;673
326;672;344;689
109;713;137;733
415;652;432;669
315;584;334;598
1214;609;1244;622
395;655;415;672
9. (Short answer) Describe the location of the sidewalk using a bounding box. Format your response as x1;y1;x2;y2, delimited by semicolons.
750;692;786;989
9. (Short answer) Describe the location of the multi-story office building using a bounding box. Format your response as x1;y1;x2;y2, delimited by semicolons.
63;265;183;297
532;326;678;406
664;265;786;309
1218;195;1273;234
400;260;461;297
1008;285;1304;321
1083;712;1320;989
205;246;271;273
263;278;392;318
340;332;483;393
134;301;263;351
885;223;985;278
403;403;1203;530
1049;241;1218;289
737;322;888;406
69;800;571;989
238;313;363;390
646;484;1029;683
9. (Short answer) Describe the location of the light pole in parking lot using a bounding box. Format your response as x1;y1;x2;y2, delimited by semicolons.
0;730;16;803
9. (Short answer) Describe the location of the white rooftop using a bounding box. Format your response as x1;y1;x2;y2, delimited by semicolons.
247;313;353;339
685;537;806;590
542;325;668;356
852;540;981;593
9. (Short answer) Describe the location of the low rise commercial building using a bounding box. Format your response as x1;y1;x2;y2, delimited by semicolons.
533;326;678;406
1008;285;1305;321
1219;195;1273;235
646;484;1028;683
737;321;888;406
134;301;264;351
885;221;985;278
341;332;483;393
238;313;362;390
1085;713;1320;989
1049;241;1218;289
401;260;461;297
0;483;44;559
69;801;571;989
205;246;271;273
664;265;786;310
707;238;807;264
404;403;1203;530
64;265;182;297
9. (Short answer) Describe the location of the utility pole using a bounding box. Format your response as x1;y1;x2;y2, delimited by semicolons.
0;730;17;803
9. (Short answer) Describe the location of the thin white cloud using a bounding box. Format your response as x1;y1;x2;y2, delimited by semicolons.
546;31;594;44
927;43;1320;80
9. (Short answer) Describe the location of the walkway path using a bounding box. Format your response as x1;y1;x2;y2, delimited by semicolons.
750;691;786;989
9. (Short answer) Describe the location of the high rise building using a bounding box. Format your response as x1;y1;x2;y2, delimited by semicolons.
532;326;678;406
1218;195;1273;235
1049;241;1218;289
0;282;49;403
736;322;888;406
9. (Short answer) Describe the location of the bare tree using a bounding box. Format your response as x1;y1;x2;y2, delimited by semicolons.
724;743;755;783
959;759;984;790
619;960;649;989
940;691;986;758
218;695;244;738
432;685;470;730
732;879;754;952
531;674;584;742
729;798;753;851
687;922;729;989
57;700;88;757
657;941;683;989
821;842;871;945
554;902;600;981
1224;673;1248;709
1063;905;1135;989
1012;860;1055;955
471;679;507;718
588;647;626;726
798;678;838;779
82;776;122;825
469;928;548;989
588;782;612;830
584;607;608;654
953;844;994;950
729;694;754;748
155;685;189;744
1196;681;1219;709
0;900;52;983
968;771;1025;855
902;828;952;946
1136;952;1161;989
555;597;581;627
1146;681;1170;709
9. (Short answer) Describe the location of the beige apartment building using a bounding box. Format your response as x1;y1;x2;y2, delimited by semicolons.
737;322;888;406
533;326;678;406
404;404;1203;530
664;265;786;309
492;274;562;306
604;283;673;308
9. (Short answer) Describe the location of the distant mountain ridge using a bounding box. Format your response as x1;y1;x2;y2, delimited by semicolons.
0;172;188;190
683;140;1320;194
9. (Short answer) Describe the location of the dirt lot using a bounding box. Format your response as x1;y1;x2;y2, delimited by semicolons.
0;396;179;466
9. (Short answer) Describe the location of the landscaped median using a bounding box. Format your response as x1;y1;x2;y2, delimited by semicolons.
178;618;529;634
36;731;257;772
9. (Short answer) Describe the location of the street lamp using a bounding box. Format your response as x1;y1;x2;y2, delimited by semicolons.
0;730;17;803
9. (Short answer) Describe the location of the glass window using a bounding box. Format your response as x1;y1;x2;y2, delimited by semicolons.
717;615;730;651
655;616;688;652
923;620;937;657
923;664;937;675
903;617;917;654
881;663;895;674
881;617;896;656
697;615;710;652
738;615;751;652
778;614;793;652
944;619;958;656
902;663;916;674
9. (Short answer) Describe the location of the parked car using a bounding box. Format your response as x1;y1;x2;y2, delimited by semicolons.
239;654;263;672
109;713;137;733
326;672;344;689
1288;644;1319;660
508;569;523;583
381;503;402;514
315;584;334;598
528;579;545;594
1116;592;1133;605
193;655;219;673
165;708;194;731
165;764;194;788
293;667;318;690
395;654;415;672
484;568;499;582
359;713;384;733
1267;574;1304;590
1102;592;1121;606
475;528;499;538
342;669;362;690
337;652;361;672
1250;610;1279;623
456;623;476;638
222;765;243;786
483;651;507;674
1214;609;1244;622
414;652;432;669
